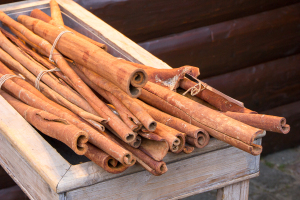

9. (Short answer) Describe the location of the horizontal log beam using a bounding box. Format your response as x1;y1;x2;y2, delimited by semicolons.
203;54;300;112
260;101;300;155
139;3;300;78
74;0;300;42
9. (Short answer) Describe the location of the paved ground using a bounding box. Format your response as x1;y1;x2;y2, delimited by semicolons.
184;146;300;200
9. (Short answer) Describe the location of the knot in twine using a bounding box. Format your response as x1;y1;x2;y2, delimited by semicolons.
183;76;207;96
35;68;60;91
0;74;25;89
49;30;73;63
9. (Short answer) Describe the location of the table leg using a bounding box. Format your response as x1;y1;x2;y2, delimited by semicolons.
216;180;249;200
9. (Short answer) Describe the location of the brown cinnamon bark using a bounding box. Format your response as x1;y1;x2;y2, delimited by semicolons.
135;98;210;148
106;132;168;176
50;0;64;26
17;15;147;97
30;9;107;51
71;66;141;131
140;82;263;155
224;111;290;134
128;135;142;148
72;63;156;131
0;74;135;166
183;145;195;154
139;138;169;161
180;78;254;113
0;15;135;143
85;143;129;174
0;91;88;155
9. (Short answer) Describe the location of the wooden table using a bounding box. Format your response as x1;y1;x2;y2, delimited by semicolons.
0;1;264;199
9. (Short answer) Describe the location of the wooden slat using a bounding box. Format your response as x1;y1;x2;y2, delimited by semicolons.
260;101;300;155
73;0;300;42
65;142;260;200
0;95;70;192
57;138;230;193
203;54;300;112
217;180;249;200
139;3;300;78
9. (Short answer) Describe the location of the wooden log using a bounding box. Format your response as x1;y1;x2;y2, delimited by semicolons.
261;101;300;156
73;0;300;42
203;54;300;112
139;3;300;78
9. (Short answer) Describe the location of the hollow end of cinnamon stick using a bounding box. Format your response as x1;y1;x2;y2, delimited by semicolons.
124;132;136;143
129;135;142;148
280;118;290;134
157;162;168;175
130;68;148;87
123;152;136;166
72;131;89;155
250;143;263;156
145;121;157;132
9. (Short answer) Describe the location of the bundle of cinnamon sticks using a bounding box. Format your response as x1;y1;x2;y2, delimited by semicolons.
0;0;290;176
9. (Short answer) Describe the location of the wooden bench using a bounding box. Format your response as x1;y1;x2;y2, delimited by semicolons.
0;1;264;199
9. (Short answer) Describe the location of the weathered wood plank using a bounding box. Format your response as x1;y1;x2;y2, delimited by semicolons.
140;3;300;78
73;0;300;42
203;54;300;112
65;145;260;200
57;138;230;193
0;95;70;192
260;101;300;155
0;122;60;200
217;180;249;200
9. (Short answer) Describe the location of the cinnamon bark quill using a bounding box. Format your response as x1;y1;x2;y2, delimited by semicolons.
140;82;263;155
0;91;88;155
49;0;64;26
135;98;210;148
224;112;290;134
0;13;136;143
17;15;147;97
139;137;169;161
30;8;107;51
0;72;135;166
85;143;129;174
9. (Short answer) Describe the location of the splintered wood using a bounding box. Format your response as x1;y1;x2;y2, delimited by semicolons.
0;2;290;176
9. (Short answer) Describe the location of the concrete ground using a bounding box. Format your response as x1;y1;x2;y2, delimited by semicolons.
183;146;300;200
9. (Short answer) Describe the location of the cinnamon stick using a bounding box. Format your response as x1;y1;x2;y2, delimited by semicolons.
0;73;135;166
224;111;290;134
85;143;129;174
17;15;147;97
30;9;107;51
135;98;210;148
140;82;263;155
0;14;136;143
0;90;88;155
49;0;64;26
139;138;169;161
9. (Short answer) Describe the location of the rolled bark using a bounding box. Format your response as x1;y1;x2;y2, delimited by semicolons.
224;111;290;134
152;122;185;154
30;9;107;51
0;36;106;131
139;138;169;161
0;74;135;166
71;66;141;131
106;132;168;176
0;17;135;144
140;82;263;155
183;145;195;154
128;135;142;148
85;143;128;174
0;27;73;87
135;98;210;148
0;91;88;155
180;78;253;113
72;63;156;131
17;15;147;97
50;0;64;26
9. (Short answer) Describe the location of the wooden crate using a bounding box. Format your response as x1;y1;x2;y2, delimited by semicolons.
0;0;262;199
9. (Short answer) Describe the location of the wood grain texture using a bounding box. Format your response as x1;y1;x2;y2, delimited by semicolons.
203;54;300;112
261;101;300;155
74;0;300;42
217;180;249;200
140;3;300;78
56;0;171;69
0;95;70;192
65;144;260;200
57;138;230;193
